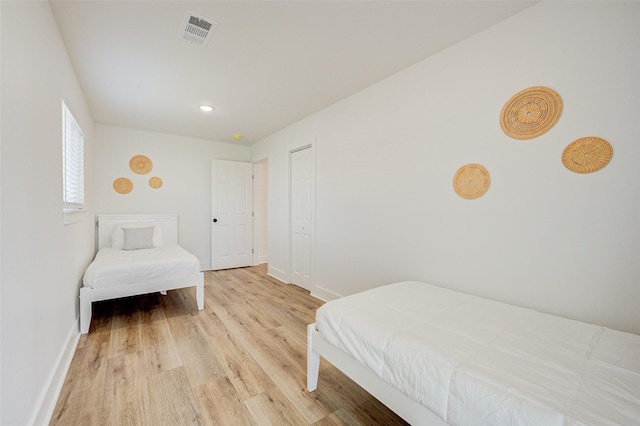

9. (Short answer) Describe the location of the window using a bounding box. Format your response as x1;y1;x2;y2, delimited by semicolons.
62;101;84;211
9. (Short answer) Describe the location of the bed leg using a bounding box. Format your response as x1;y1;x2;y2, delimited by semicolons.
196;279;204;310
79;287;92;334
307;323;320;391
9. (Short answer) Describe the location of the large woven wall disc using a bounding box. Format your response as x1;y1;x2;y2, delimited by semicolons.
113;177;133;194
453;163;491;199
500;86;563;140
562;136;613;174
129;155;153;175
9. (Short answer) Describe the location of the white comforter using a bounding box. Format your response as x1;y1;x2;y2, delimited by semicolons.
316;281;640;425
83;243;201;289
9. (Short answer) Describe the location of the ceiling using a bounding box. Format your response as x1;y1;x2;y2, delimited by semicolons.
50;1;536;146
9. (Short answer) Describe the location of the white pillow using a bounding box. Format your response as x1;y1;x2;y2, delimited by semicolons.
110;221;163;249
123;226;154;250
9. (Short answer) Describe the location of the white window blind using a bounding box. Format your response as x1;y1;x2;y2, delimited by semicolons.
62;101;84;210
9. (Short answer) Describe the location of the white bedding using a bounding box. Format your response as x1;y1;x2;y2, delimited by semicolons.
83;242;201;289
315;281;640;425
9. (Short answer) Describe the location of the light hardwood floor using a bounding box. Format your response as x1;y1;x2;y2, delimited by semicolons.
51;265;408;425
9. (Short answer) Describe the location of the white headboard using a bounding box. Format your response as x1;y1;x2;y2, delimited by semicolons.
97;214;179;249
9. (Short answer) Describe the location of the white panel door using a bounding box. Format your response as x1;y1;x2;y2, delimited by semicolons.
291;147;312;291
211;160;253;270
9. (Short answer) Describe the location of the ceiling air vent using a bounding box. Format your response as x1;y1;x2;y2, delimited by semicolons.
179;11;218;47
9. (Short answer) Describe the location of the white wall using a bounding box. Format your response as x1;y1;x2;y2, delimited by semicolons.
94;124;250;269
251;2;640;334
1;2;96;424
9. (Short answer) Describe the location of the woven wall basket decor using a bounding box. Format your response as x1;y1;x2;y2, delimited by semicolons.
129;155;153;175
453;163;491;199
149;176;163;189
113;177;133;194
500;86;563;140
562;136;613;174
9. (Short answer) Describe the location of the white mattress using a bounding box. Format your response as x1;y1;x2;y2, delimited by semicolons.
315;281;640;425
83;243;201;289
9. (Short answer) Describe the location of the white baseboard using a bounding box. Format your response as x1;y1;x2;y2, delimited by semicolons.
311;284;342;302
30;320;80;426
267;266;288;284
199;261;211;271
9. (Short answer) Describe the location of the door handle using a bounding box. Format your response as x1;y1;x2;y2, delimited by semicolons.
213;218;218;223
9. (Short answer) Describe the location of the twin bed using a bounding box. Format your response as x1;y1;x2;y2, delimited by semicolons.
307;281;640;425
80;214;204;334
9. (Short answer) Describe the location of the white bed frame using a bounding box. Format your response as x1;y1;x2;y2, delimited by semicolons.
307;323;447;426
79;214;204;334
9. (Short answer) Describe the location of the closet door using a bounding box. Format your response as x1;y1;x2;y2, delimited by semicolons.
291;147;312;291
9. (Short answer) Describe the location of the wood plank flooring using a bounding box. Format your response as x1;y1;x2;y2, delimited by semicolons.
50;265;408;425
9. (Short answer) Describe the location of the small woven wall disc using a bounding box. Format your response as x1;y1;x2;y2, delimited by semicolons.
129;155;153;175
113;177;133;194
500;86;563;140
562;136;613;174
149;176;163;189
453;163;491;199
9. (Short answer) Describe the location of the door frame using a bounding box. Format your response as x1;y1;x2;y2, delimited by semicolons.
252;157;269;266
289;143;316;290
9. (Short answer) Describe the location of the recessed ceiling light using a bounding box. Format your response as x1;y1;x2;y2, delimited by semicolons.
199;105;214;112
